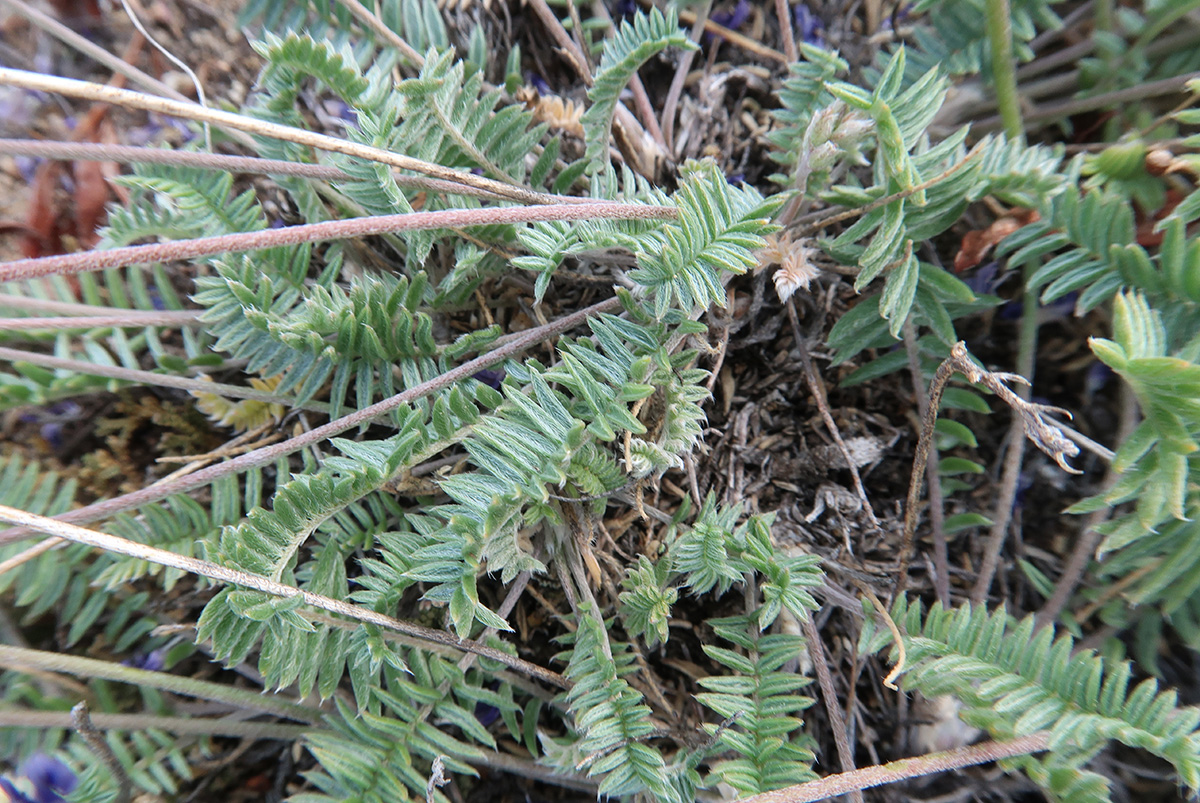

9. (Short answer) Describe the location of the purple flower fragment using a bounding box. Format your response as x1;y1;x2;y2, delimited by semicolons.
613;0;637;21
525;72;551;95
0;755;78;803
707;0;751;44
472;369;505;390
793;4;825;45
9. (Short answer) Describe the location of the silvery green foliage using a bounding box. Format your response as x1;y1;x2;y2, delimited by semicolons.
861;597;1200;803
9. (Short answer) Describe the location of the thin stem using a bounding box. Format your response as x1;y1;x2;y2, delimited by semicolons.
985;0;1024;139
0;202;675;281
970;259;1038;604
735;732;1049;803
0;644;321;723
799;614;863;803
72;702;132;803
120;0;211;151
0;138;540;204
0;710;311;739
975;69;1200;133
0;296;619;545
677;9;787;64
894;359;956;603
775;0;798;63
903;319;949;607
335;0;424;67
0;292;189;317
0;345;331;413
0;505;570;690
0;312;202;330
661;0;709;150
0;69;563;206
526;0;593;86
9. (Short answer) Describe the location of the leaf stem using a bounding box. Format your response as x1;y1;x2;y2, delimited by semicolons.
0;202;674;281
0;69;562;206
0;709;312;739
0;644;322;723
985;0;1024;139
734;732;1050;803
0;345;331;413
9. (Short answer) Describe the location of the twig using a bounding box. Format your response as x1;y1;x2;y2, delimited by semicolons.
526;0;593;86
72;702;133;803
733;732;1050;803
898;343;1081;603
902;320;949;606
0;645;321;722
0;345;331;412
774;0;798;63
799;613;863;803
677;9;787;64
334;0;424;67
0;69;565;206
661;0;709;150
0;505;571;690
0;296;620;545
970;257;1037;605
0;202;675;281
0;710;310;739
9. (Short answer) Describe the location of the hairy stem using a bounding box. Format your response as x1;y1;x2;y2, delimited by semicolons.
0;505;570;690
736;732;1050;803
0;644;321;723
0;69;560;205
985;0;1023;139
0;710;311;739
0;202;675;281
0;345;331;413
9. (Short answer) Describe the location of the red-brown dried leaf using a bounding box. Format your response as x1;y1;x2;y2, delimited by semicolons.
953;208;1040;272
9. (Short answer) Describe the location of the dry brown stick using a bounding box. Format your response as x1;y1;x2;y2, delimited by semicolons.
774;0;798;63
902;320;949;606
334;0;424;66
733;732;1050;803
678;9;787;64
786;299;879;527
661;0;710;150
799;613;863;803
